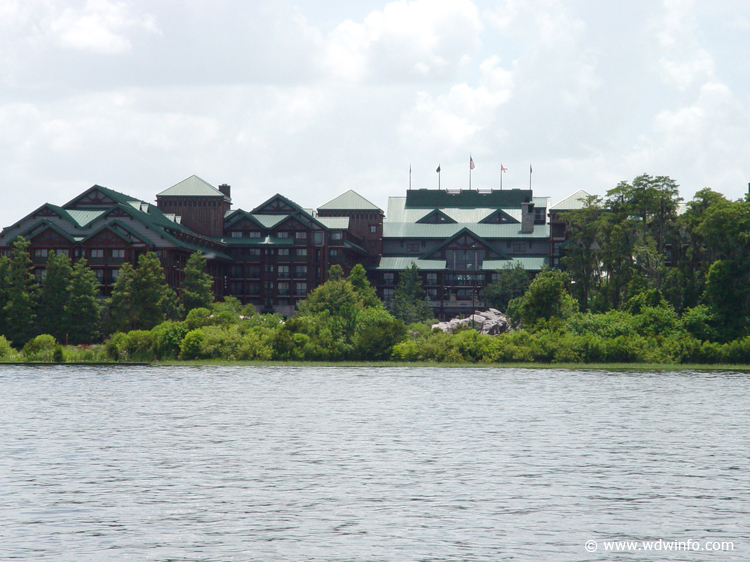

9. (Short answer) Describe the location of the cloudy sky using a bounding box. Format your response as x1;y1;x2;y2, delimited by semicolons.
2;0;750;226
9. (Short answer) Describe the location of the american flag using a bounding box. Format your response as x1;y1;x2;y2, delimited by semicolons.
501;164;508;173
470;156;475;170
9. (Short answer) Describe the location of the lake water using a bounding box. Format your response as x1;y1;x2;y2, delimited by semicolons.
0;365;748;561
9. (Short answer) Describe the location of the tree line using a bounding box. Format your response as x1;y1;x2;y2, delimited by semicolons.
3;173;750;364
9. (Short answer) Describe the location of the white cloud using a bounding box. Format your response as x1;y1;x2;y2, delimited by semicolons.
324;0;482;82
48;0;158;54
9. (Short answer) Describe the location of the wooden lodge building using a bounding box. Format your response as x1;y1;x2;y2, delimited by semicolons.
0;175;582;318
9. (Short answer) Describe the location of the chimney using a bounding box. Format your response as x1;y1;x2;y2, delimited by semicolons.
218;183;231;199
521;202;535;233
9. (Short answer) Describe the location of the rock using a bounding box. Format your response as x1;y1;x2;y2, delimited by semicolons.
432;310;510;335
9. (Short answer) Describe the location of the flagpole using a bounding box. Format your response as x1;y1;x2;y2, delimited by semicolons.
409;164;412;190
500;164;503;190
529;163;532;190
436;164;441;190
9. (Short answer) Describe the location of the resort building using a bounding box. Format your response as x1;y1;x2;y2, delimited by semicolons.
0;175;578;317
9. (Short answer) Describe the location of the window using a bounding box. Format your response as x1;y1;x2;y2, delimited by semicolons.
231;282;243;295
112;269;120;279
383;272;395;284
248;248;261;256
277;282;290;295
370;225;377;233
330;231;343;241
248;231;261;238
329;249;338;257
56;249;69;256
90;249;104;258
111;249;125;258
294;265;307;278
295;231;307;239
384;288;394;301
278;265;290;279
265;264;274;273
34;249;48;258
247;265;261;278
276;231;289;238
248;282;260;296
231;231;243;238
230;265;243;277
296;248;308;257
426;273;438;285
35;268;46;283
512;243;527;253
294;282;307;296
427;288;439;300
406;243;419;253
278;248;290;256
94;269;104;280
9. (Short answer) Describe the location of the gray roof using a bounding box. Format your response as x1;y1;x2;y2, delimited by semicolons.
319;190;381;211
317;216;350;229
377;257;447;270
383;222;550;239
550;190;592;210
157;175;227;198
483;257;548;271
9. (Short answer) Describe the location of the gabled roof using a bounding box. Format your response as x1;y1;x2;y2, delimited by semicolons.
478;209;519;224
157;175;227;198
224;209;271;230
550;190;592;211
251;194;304;215
63;185;137;209
422;227;509;261
416;209;457;224
317;216;350;229
318;190;381;211
17;220;78;244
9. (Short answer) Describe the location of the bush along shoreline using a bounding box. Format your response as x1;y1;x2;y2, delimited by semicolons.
2;264;750;366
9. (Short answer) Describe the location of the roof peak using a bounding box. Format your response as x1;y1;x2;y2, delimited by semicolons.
319;189;381;211
157;175;227;198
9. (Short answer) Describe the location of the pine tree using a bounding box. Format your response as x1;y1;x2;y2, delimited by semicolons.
180;251;214;313
66;258;102;344
3;238;37;347
0;256;10;336
37;252;73;341
108;252;171;332
347;263;382;309
391;264;432;324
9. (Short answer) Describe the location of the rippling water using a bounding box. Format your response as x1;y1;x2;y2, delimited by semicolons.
0;365;748;561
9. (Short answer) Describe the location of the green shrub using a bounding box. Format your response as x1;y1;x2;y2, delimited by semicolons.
124;330;156;362
105;332;129;361
22;334;57;362
391;339;419;361
152;321;189;359
180;329;206;360
0;336;14;360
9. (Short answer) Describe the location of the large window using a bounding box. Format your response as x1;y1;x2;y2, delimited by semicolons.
111;249;125;258
294;265;307;278
294;282;307;296
277;282;290;295
278;248;290;257
34;249;48;258
295;231;307;240
278;265;290;279
90;249;104;258
330;231;343;241
296;248;308;257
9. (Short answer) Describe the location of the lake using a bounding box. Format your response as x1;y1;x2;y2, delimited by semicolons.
0;365;747;561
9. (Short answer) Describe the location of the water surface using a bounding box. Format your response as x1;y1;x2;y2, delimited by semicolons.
1;365;747;560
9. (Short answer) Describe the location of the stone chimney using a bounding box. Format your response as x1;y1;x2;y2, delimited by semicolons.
218;183;231;199
521;202;535;233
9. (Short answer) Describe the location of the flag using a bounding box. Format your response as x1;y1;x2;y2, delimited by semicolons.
470;156;475;170
530;164;533;173
501;164;508;173
436;164;441;173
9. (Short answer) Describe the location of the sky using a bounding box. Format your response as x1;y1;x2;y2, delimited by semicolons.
2;0;750;227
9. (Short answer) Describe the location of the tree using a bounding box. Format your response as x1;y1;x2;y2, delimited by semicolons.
180;251;214;313
560;195;603;311
484;262;531;312
3;238;37;347
347;263;382;309
36;252;73;341
516;268;578;327
0;255;11;336
65;258;102;344
391;264;432;324
108;252;173;332
353;307;406;360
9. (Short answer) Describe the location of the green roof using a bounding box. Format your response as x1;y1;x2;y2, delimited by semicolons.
405;189;533;209
157;175;226;198
483;257;548;271
383;222;550;239
377;257;447;270
319;190;381;211
66;210;106;226
317;216;350;229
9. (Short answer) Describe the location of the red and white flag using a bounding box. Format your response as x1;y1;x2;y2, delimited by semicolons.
470;156;475;170
501;164;508;173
